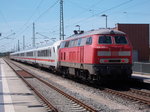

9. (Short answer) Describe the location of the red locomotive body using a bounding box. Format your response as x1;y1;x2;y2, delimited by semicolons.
58;29;132;80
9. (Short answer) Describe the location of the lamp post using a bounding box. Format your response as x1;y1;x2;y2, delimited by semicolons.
45;40;49;44
101;14;107;28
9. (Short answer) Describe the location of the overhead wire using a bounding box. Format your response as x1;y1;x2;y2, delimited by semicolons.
118;0;150;14
49;0;105;36
64;0;134;29
0;10;11;32
67;0;105;11
93;0;134;16
50;0;134;36
34;0;59;22
11;0;134;41
15;0;44;36
1;0;147;52
15;0;59;37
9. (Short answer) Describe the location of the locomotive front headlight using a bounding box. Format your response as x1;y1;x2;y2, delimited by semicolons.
100;59;109;63
119;51;131;56
121;59;129;63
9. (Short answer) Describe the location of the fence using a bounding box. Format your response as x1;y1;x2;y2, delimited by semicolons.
133;62;150;75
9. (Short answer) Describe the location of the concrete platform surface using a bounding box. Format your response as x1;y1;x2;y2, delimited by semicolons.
0;58;47;112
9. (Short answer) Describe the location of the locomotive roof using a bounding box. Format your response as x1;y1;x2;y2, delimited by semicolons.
67;29;126;40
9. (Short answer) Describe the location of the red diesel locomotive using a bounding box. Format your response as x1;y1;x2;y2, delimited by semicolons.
58;29;132;81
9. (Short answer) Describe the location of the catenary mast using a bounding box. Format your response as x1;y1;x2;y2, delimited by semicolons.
60;0;64;40
33;22;35;47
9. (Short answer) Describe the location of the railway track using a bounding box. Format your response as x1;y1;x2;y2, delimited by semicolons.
4;59;97;112
4;58;150;110
103;87;150;106
130;88;150;98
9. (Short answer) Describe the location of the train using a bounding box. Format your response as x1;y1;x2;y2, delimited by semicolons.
10;29;133;82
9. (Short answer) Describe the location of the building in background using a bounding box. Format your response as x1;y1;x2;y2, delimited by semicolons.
116;24;150;62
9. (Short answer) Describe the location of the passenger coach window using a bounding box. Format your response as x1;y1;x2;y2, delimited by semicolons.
50;49;51;57
38;50;49;57
99;36;112;44
20;53;24;56
114;36;127;44
27;52;33;56
53;47;55;53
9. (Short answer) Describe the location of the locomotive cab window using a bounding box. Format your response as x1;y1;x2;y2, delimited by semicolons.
99;36;112;44
114;36;127;44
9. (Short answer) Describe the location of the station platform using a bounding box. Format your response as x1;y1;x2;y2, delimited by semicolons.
132;73;150;84
0;58;47;112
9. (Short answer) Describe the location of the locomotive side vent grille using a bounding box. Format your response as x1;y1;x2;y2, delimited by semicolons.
98;51;131;56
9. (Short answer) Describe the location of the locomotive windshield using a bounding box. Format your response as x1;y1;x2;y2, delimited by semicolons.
99;36;112;44
98;35;128;44
114;36;127;44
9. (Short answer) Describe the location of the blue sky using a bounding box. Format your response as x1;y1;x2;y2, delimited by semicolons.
0;0;150;52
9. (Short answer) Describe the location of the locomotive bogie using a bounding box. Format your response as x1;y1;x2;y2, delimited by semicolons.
93;64;132;79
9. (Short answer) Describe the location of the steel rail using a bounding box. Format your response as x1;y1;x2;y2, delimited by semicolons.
104;88;150;106
130;88;150;97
